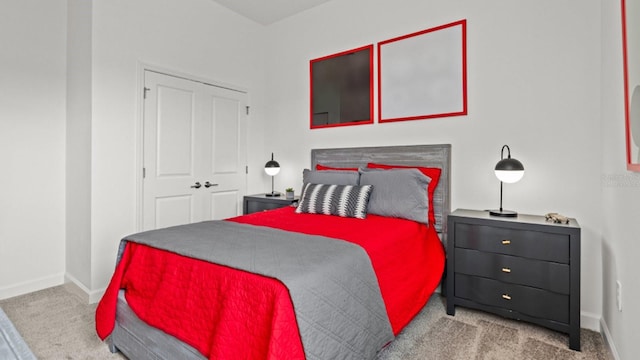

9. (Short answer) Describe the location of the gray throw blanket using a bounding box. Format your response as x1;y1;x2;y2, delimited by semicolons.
119;220;394;360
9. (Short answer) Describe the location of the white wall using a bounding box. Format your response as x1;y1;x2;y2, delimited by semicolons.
66;0;93;291
0;0;268;300
88;0;267;294
601;1;640;359
264;0;604;329
0;0;67;299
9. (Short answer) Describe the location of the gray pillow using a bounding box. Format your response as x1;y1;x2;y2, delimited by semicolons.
302;169;360;186
359;168;431;224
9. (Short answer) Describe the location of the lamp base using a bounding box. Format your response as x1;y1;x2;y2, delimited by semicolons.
489;209;518;217
265;192;281;197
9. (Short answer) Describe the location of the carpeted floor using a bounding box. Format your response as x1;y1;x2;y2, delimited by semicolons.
0;285;612;360
0;285;123;360
378;295;612;360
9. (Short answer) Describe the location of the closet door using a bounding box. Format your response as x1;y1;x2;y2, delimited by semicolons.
199;82;248;222
142;70;247;230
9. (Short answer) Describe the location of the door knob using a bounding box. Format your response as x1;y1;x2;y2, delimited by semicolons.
190;182;202;189
204;181;218;188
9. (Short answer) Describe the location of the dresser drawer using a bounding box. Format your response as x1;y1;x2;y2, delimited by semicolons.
454;274;569;323
243;194;299;215
454;223;569;263
245;200;287;214
454;248;570;294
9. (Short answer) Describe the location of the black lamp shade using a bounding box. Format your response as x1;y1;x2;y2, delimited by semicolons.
264;153;280;176
495;158;524;171
494;158;524;184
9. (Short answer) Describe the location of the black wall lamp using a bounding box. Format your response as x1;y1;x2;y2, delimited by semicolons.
490;145;525;217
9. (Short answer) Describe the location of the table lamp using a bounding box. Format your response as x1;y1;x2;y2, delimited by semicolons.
264;153;281;197
490;145;524;217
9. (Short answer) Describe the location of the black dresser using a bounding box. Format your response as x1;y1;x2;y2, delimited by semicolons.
446;209;581;350
242;194;299;215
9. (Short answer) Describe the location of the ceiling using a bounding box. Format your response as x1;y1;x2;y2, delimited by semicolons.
211;0;333;25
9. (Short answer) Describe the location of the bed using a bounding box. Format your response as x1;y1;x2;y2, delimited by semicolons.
95;144;451;360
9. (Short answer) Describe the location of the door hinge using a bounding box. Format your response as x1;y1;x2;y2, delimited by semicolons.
246;106;250;115
245;165;248;174
143;87;150;99
143;167;146;178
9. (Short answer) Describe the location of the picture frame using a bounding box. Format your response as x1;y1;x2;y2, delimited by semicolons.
621;0;640;171
378;20;467;123
310;45;374;129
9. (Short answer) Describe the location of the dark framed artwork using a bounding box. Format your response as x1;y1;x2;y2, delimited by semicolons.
621;0;640;171
310;45;374;129
378;20;467;123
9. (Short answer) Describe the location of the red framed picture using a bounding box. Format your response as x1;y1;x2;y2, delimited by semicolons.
621;0;640;171
378;20;467;123
310;45;374;129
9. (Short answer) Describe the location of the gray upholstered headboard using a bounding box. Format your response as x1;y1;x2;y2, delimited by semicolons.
311;144;451;234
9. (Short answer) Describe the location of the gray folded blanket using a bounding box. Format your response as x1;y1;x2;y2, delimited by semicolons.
120;220;394;360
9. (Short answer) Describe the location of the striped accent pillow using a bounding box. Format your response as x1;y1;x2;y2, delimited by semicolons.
295;183;373;219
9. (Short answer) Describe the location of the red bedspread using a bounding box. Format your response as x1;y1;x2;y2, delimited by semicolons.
96;206;445;359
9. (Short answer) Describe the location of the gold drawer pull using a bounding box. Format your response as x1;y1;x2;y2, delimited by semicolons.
501;239;511;245
502;294;512;300
501;267;512;273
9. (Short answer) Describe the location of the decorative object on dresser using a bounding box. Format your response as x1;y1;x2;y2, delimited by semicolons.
285;187;294;200
490;145;525;217
545;212;570;224
242;193;298;215
264;153;281;197
446;209;581;351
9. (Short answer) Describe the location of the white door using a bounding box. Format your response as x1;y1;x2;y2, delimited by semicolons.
142;70;247;230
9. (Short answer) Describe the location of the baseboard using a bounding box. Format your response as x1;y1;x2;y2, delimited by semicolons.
0;273;65;300
62;274;91;303
580;310;601;332
600;318;621;360
89;288;106;304
63;274;106;304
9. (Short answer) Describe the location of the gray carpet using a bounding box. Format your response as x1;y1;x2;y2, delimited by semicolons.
377;296;612;360
0;285;123;360
0;285;611;360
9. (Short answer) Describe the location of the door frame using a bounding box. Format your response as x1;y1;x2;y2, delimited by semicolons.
134;62;249;231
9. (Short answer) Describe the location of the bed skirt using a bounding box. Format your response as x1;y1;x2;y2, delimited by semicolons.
108;291;205;360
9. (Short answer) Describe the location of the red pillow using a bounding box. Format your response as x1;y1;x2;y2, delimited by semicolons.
316;164;359;171
367;163;441;226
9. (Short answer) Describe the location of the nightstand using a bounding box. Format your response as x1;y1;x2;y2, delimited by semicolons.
242;194;299;215
446;209;581;350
